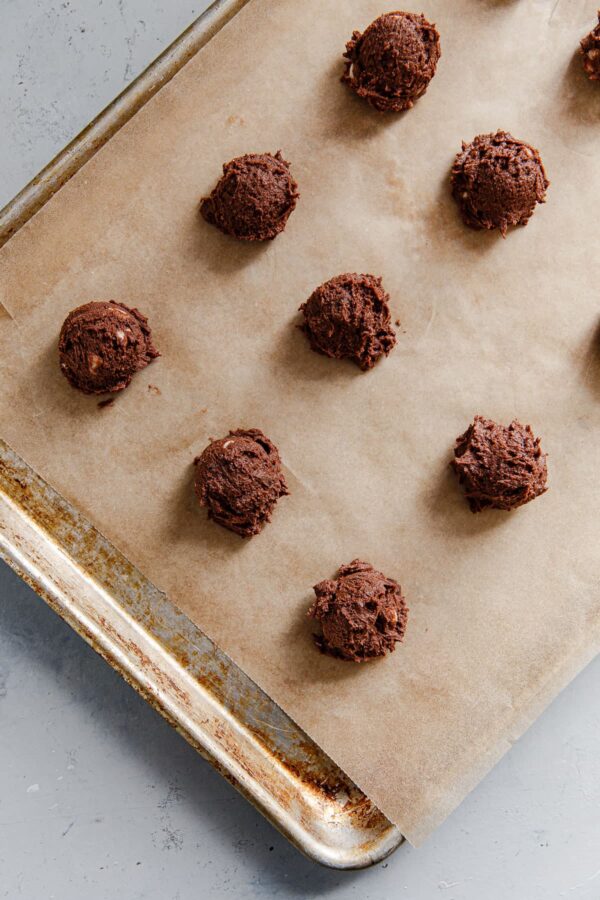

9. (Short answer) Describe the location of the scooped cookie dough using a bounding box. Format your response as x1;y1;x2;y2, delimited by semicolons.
299;273;397;370
200;152;298;241
58;300;159;394
342;11;441;112
451;416;548;512
451;131;549;236
580;12;600;81
308;559;408;662
194;429;288;537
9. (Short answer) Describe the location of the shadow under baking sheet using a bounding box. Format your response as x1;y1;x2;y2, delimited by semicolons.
0;561;372;890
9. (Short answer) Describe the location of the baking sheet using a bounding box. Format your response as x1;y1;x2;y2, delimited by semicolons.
1;0;599;845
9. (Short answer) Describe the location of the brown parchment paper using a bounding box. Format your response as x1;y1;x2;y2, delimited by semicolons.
1;0;599;845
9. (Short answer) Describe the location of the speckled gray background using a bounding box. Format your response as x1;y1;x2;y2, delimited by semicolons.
1;3;600;898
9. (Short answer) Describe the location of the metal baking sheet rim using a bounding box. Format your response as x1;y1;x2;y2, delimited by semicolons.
0;0;404;869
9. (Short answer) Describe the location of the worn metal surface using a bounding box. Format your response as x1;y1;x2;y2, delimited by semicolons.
0;0;247;249
0;0;403;868
0;439;401;868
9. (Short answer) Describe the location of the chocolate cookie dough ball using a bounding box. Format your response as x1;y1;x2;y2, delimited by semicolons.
451;416;548;512
58;300;159;394
200;152;298;241
342;11;441;112
308;560;408;662
580;12;600;81
299;273;397;371
194;429;288;537
451;131;549;236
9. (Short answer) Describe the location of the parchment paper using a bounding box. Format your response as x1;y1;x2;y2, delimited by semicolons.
1;0;599;845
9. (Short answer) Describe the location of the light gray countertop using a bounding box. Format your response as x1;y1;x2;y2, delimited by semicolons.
1;3;599;898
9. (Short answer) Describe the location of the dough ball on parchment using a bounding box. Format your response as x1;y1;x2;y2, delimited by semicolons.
58;300;159;394
194;428;289;537
299;272;397;371
580;12;600;81
451;130;549;236
200;151;298;241
451;416;548;512
342;11;441;112
308;559;409;662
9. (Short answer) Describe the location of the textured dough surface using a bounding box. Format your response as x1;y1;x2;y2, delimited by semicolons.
194;428;289;537
299;272;397;370
308;559;409;662
58;300;159;394
452;416;548;512
342;11;441;112
451;131;549;235
200;151;298;241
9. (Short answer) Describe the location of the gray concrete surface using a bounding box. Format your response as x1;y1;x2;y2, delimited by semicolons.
1;3;599;898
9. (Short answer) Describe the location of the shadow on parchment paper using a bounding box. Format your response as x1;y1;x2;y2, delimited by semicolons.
193;205;272;277
284;595;375;685
164;461;250;559
33;338;127;420
35;336;164;419
310;57;405;146
0;564;367;890
579;317;600;402
420;457;513;538
421;159;505;261
268;314;370;386
476;0;520;7
557;49;600;132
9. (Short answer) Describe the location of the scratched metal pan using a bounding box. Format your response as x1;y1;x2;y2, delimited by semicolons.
0;0;403;869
